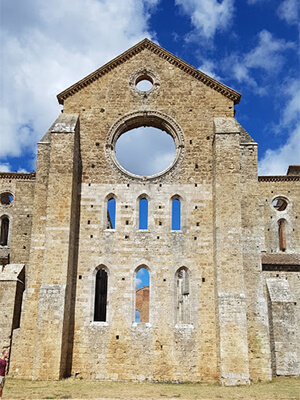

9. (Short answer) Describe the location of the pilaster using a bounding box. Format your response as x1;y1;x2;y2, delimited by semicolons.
213;118;250;385
33;114;80;379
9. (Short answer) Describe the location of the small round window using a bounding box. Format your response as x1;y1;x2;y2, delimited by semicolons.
129;68;160;97
136;78;153;92
0;192;14;206
272;197;288;211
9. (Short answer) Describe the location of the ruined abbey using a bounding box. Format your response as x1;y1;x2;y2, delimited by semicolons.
0;39;299;385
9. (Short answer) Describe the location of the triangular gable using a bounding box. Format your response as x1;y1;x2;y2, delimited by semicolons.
57;38;241;105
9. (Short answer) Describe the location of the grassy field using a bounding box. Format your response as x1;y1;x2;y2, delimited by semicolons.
3;376;300;399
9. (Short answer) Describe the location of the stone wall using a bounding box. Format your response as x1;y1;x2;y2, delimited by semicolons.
0;173;35;265
4;40;299;385
0;264;25;350
259;176;300;376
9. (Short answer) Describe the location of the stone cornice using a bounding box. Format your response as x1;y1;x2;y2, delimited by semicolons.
0;172;36;180
258;175;300;182
57;38;241;105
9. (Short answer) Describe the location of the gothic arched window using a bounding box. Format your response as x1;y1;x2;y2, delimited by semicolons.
94;268;108;322
135;267;150;322
172;197;181;230
106;197;116;229
0;216;9;246
175;267;190;324
139;197;148;230
278;219;287;252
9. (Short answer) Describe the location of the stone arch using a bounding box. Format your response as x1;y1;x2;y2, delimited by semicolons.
105;110;185;181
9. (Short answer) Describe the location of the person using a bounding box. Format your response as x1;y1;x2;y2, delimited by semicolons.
0;349;9;400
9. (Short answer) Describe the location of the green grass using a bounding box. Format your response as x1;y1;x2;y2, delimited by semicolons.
4;376;300;399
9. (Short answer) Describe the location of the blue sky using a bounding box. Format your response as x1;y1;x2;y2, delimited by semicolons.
0;0;299;175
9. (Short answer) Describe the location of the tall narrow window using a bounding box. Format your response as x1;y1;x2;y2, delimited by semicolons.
278;219;286;252
139;198;148;230
172;198;181;230
0;216;9;246
175;267;190;324
135;267;150;322
94;268;108;321
107;197;116;229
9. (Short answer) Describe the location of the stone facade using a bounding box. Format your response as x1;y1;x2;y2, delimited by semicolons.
0;39;299;385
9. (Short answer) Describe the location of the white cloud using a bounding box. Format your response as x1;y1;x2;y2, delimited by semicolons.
258;126;300;175
0;0;159;165
223;30;295;94
259;78;300;175
277;0;299;25
244;30;294;70
198;60;222;81
247;0;298;25
175;0;235;39
136;278;143;288
115;127;175;176
0;163;11;173
280;78;300;126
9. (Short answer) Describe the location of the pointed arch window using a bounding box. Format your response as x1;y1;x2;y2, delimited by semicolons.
175;267;190;324
106;197;116;229
278;219;287;252
135;267;150;322
139;197;148;230
172;197;181;230
94;268;108;322
0;216;9;246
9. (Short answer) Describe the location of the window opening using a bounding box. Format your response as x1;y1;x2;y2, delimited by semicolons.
107;197;116;229
175;267;190;324
172;198;181;230
136;78;153;92
0;192;13;205
0;217;9;246
94;268;108;322
135;267;150;322
139;198;148;230
278;219;287;252
115;127;175;177
272;197;288;211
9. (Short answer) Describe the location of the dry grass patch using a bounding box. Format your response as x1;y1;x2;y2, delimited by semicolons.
4;376;300;400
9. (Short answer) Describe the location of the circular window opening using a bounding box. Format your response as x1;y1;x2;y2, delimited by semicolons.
272;197;288;211
0;192;14;206
136;78;153;92
115;127;176;177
